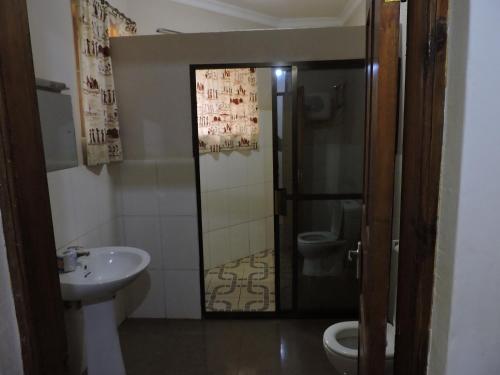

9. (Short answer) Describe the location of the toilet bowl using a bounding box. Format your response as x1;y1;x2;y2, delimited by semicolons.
297;200;361;277
323;321;395;375
297;231;345;276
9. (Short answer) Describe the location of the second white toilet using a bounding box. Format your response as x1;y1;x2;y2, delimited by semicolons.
323;321;395;375
297;200;361;276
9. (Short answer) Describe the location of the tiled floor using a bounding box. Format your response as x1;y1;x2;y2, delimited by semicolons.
119;318;341;375
205;249;275;312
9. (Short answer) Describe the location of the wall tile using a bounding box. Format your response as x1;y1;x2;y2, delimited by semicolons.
206;190;228;230
248;183;266;221
99;218;123;246
265;181;274;217
70;167;101;236
123;216;162;270
208;228;230;267
260;110;273;148
77;228;102;249
201;192;210;233
247;148;265;184
126;269;165;318
264;146;274;183
157;159;197;216
164;270;201;319
161;216;199;270
227;186;249;225
229;223;250;260
199;155;209;192
203;153;228;191
47;168;80;249
226;151;249;188
95;165;116;223
266;216;275;251
202;233;211;270
249;219;266;254
119;160;159;216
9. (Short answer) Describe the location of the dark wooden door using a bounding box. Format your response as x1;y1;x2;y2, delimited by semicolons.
0;0;68;373
359;1;400;374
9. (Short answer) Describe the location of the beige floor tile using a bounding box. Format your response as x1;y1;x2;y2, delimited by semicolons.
205;249;275;312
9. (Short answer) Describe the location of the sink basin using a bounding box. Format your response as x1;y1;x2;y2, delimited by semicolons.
59;246;150;302
59;246;150;375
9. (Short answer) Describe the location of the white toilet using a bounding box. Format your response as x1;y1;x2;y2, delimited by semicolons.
297;200;361;276
323;321;395;375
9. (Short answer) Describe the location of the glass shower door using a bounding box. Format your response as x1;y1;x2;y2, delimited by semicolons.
274;63;365;316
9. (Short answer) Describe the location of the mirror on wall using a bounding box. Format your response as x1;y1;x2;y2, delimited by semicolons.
36;78;78;172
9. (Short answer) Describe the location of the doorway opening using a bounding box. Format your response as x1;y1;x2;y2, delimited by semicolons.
190;60;365;317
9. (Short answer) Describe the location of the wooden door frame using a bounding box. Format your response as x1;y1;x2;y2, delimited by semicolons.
0;0;68;374
0;0;448;374
394;0;449;374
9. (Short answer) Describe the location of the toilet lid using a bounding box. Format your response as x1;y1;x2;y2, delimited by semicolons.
323;321;396;359
298;231;338;244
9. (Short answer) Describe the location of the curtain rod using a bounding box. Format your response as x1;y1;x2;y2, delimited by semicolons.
156;28;182;34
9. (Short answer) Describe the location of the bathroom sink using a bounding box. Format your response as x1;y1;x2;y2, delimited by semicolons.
59;246;150;302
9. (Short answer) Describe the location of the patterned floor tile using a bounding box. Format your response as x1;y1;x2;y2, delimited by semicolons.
205;249;275;312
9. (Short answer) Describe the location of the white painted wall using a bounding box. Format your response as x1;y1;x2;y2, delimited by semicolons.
0;212;24;375
110;27;364;319
26;0;130;165
127;0;268;35
428;1;500;374
26;2;131;373
344;0;366;27
114;158;201;319
200;69;274;270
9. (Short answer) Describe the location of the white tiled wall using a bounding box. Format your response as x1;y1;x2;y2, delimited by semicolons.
0;212;24;375
116;158;201;319
46;164;126;329
199;109;275;269
47;165;122;252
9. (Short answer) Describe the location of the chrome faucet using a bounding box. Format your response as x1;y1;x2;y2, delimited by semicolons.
66;245;90;257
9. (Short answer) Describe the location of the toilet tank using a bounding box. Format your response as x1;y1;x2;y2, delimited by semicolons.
341;200;362;242
330;200;343;238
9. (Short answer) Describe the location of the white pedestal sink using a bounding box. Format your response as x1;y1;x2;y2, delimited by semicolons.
59;247;150;375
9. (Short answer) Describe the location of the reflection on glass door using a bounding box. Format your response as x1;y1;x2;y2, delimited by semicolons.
274;62;366;315
274;67;294;312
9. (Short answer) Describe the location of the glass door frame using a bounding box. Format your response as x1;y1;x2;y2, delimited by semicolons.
274;61;365;318
190;60;365;319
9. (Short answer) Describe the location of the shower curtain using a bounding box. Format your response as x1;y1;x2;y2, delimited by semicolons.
196;68;260;153
73;0;136;165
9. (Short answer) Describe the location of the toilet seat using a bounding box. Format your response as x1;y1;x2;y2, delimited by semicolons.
297;231;338;245
323;321;359;358
323;321;395;359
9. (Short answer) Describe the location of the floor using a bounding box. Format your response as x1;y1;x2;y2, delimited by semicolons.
205;249;275;312
119;319;340;375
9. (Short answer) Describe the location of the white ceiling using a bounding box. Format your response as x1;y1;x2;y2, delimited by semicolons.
216;0;348;19
169;0;363;28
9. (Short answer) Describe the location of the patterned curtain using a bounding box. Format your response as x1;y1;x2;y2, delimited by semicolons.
196;68;260;153
73;0;137;166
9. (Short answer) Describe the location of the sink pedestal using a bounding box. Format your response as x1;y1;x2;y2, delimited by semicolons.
83;299;125;375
